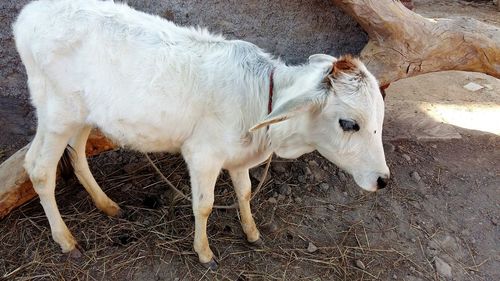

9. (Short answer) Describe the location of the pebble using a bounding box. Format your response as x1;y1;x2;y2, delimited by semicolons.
355;259;365;270
338;171;347;182
279;184;292;196
273;192;278;198
298;175;306;183
267;197;277;204
265;221;279;233
434;257;452;278
402;154;411;162
308;160;328;181
320;183;330;191
272;162;287;174
307;242;318;253
384;142;395;153
463;82;483;92
250;167;271;182
411;171;421;182
294;197;302;203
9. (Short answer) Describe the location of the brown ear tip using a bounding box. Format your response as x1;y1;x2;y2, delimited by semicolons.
332;54;359;74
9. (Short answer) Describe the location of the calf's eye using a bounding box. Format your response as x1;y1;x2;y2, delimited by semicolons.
339;119;360;132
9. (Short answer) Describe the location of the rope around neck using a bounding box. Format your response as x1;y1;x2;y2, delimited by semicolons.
144;153;272;209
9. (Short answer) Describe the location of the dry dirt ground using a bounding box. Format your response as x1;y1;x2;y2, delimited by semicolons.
1;1;499;281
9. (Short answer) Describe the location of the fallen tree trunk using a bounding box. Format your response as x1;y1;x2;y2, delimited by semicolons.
2;0;500;219
0;130;115;219
333;0;500;87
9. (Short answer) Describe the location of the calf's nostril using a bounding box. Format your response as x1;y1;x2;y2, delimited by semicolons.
377;177;388;189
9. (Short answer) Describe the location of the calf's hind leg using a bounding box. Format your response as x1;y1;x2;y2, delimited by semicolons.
68;126;122;217
24;125;81;256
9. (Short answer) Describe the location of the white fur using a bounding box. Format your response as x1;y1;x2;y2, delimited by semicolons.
14;0;389;264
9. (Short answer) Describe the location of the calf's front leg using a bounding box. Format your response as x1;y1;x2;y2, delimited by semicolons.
229;169;261;244
183;150;222;270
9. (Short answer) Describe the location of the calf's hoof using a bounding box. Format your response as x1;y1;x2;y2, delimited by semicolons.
201;258;218;271
103;203;123;217
114;207;129;219
248;237;264;248
68;245;83;259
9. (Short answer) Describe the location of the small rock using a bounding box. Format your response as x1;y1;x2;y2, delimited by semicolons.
338;171;347;182
263;221;279;233
434;257;452;278
279;184;292;196
411;171;421;182
320;183;330;191
277;194;286;201
355;259;365;270
308;161;328;181
272;162;288;174
463;82;484;92
308;160;319;166
384;142;395;153
307;242;318;253
392;274;397;279
298;175;306;183
250;167;271;182
267;197;277;204
402;154;411;162
273;192;278;198
294;197;302;203
304;167;312;176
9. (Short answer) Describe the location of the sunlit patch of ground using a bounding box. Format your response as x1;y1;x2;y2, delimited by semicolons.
385;71;500;140
422;102;499;135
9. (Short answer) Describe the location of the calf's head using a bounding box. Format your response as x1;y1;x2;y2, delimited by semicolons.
251;55;390;191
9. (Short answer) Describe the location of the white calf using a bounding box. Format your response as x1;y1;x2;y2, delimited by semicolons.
14;0;389;268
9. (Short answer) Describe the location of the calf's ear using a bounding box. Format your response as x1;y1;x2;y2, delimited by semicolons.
249;96;322;132
323;55;362;88
308;54;337;65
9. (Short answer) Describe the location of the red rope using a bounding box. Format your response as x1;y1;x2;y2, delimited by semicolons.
268;69;274;114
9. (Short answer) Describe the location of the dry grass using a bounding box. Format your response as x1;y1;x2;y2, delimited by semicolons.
0;145;491;280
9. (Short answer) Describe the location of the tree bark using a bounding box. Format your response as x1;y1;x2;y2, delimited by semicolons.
333;0;500;87
0;129;115;219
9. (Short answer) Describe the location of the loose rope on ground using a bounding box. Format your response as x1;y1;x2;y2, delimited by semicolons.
144;153;272;209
